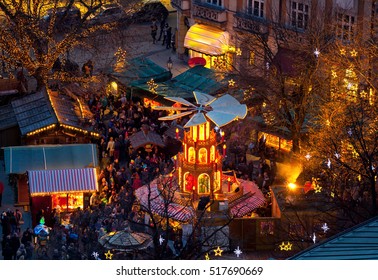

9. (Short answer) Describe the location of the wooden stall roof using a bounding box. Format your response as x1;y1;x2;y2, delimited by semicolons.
6;86;95;136
11;89;57;136
129;130;165;150
0;103;18;130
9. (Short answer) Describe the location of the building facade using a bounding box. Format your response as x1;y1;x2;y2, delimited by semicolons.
172;0;376;73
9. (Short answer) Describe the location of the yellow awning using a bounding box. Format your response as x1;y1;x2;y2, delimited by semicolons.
184;24;229;56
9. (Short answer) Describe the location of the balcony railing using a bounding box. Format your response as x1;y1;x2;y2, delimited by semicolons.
193;1;227;24
234;12;268;35
171;0;190;11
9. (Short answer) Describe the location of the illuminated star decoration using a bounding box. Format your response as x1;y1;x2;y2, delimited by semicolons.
159;235;165;245
347;128;353;136
147;78;158;94
114;47;127;62
205;253;210;260
330;191;335;198
228;79;236;87
331;70;338;78
214;246;223;256
279;241;292;251
321;223;330;233
340;48;346;55
350;49;358;57
236;48;242;56
334;152;340;159
305;153;311;161
314;48;320;57
105;250;113;260
312;233;316;244
234;246;242;258
314;185;322;193
327;158;331;169
92;251;100;260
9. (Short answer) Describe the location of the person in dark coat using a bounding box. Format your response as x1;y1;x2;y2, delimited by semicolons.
1;235;13;260
166;26;172;49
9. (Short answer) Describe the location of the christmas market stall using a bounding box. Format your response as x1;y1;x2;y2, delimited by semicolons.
3;143;99;222
28;168;98;226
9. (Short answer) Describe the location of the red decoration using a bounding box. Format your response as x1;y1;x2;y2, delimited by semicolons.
188;57;206;68
223;144;227;157
228;177;231;192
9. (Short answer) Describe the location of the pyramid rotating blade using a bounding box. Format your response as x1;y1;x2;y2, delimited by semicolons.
158;111;193;121
153;106;189;111
164;97;196;107
184;112;207;128
211;104;248;119
193;91;217;106
210;94;240;108
206;111;240;127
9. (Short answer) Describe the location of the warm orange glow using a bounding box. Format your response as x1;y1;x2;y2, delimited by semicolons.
227;177;231;182
287;183;297;190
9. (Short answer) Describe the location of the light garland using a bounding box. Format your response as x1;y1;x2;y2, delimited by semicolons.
27;124;56;136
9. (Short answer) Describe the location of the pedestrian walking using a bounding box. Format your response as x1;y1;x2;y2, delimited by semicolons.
162;23;169;46
166;26;172;49
150;18;158;44
157;15;166;41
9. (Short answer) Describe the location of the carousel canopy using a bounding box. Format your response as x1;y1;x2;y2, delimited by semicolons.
99;229;153;252
28;168;98;196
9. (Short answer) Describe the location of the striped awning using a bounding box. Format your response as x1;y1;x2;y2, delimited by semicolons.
135;182;194;223
230;195;265;217
28;168;98;196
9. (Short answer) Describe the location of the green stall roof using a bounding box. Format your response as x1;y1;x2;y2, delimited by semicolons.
108;57;172;86
3;144;98;174
134;66;229;99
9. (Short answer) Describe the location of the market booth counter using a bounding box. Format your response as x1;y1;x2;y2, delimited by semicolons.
28;168;98;226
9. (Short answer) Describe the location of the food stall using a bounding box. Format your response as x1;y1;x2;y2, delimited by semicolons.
28;168;98;226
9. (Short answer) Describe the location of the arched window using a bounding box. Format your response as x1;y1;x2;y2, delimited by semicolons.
198;173;210;194
188;147;196;163
199;148;207;164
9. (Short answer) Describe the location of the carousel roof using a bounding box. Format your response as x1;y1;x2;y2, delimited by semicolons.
99;229;153;252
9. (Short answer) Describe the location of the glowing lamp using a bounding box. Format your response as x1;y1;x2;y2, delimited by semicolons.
223;144;226;157
287;183;297;190
175;128;179;139
228;177;231;192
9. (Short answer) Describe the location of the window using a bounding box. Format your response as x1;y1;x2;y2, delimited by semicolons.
247;0;264;18
291;1;309;29
206;0;222;7
336;13;355;42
